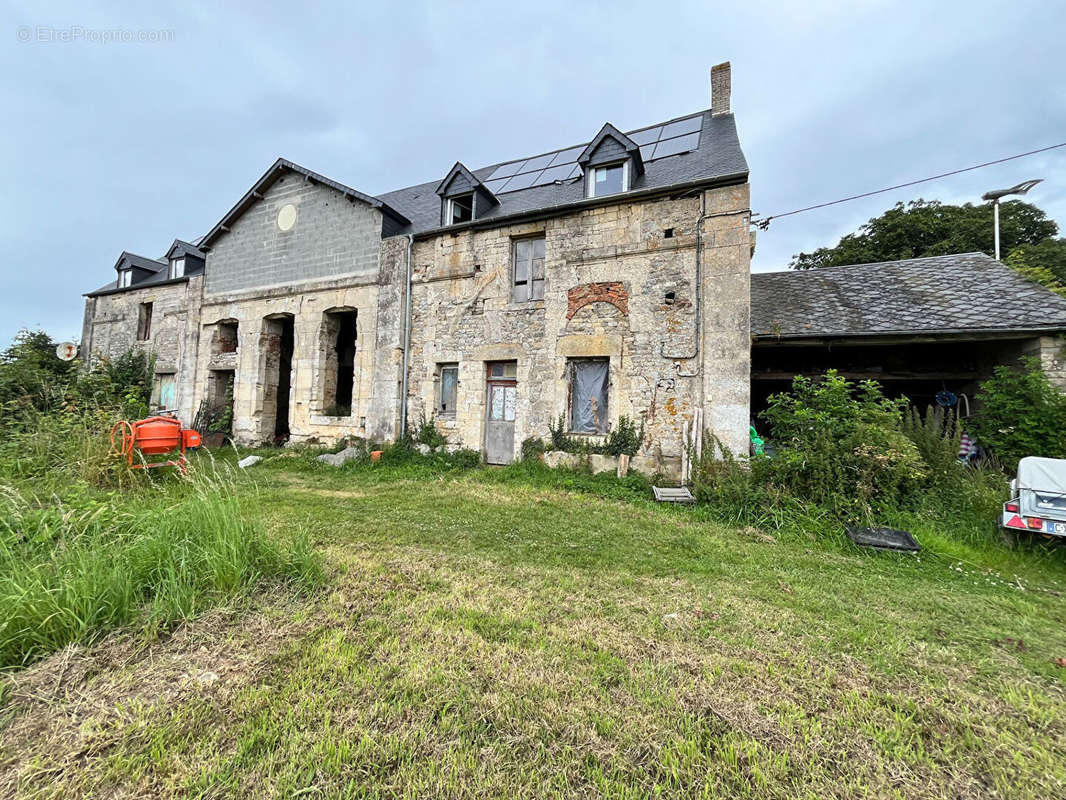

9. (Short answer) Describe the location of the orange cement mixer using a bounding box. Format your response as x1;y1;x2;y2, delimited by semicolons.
110;415;201;472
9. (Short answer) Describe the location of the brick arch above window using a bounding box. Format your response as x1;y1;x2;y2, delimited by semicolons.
566;282;629;320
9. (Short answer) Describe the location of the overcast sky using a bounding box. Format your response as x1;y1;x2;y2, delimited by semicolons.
2;0;1065;348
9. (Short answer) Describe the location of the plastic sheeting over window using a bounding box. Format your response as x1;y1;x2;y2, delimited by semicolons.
439;365;458;414
569;359;608;434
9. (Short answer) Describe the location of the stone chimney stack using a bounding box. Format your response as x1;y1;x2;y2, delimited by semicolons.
711;62;731;116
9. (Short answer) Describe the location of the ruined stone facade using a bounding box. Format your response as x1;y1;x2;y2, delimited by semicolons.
81;277;204;423
82;180;752;474
82;68;756;474
404;185;751;473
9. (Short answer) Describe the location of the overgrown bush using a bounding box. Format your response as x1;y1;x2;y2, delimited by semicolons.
547;414;645;457
604;415;645;457
970;356;1066;469
521;436;546;462
755;371;926;516
413;412;447;449
0;329;154;439
692;372;1011;546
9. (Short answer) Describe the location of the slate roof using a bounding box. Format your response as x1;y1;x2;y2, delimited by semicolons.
378;109;748;236
167;239;206;260
90;108;748;294
114;251;166;273
751;252;1066;340
87;251;181;297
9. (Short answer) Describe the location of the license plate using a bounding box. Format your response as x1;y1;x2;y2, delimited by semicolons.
1049;521;1066;535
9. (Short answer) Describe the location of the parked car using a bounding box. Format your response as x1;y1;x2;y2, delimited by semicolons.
1002;456;1066;542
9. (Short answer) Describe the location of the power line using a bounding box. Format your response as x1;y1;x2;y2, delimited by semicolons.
752;141;1066;230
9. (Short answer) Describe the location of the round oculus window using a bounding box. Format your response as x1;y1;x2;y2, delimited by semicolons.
277;203;297;231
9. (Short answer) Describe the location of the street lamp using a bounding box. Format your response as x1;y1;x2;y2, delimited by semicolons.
982;179;1043;260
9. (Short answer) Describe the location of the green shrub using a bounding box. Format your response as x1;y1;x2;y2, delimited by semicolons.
546;413;644;457
413;412;447;449
548;414;575;451
756;372;926;517
901;405;963;481
520;436;546;462
0;330;76;412
970;356;1066;469
447;448;483;469
604;415;645;457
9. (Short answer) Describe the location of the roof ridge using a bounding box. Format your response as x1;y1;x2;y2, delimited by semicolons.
758;252;994;276
379;109;711;197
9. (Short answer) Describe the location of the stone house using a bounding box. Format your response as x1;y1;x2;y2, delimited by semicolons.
81;64;752;475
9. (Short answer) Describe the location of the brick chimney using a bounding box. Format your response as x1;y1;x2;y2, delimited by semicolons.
711;62;731;116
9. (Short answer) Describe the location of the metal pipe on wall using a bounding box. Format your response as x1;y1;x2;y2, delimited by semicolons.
399;234;414;438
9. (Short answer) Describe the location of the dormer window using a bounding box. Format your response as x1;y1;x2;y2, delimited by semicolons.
588;162;628;198
169;258;185;279
578;123;644;201
447;194;474;225
436;163;499;228
118;269;132;288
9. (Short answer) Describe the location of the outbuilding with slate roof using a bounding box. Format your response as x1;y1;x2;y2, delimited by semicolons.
750;252;1066;413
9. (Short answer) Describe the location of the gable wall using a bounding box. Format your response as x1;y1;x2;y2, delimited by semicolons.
443;171;476;196
205;174;382;295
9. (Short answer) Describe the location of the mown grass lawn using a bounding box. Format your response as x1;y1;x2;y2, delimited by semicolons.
2;458;1066;798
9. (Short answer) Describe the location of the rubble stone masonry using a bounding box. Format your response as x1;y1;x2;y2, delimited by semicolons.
83;178;753;475
405;184;752;474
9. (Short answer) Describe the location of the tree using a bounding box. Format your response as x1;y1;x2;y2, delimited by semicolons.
790;199;1059;270
970;357;1066;469
1006;238;1066;295
0;329;76;409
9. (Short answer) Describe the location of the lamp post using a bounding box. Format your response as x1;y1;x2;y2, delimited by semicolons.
981;179;1043;260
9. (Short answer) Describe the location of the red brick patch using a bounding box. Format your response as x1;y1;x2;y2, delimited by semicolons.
566;282;629;320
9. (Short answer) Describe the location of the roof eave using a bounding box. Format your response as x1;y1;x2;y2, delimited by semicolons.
406;170;749;240
85;275;190;298
752;325;1066;344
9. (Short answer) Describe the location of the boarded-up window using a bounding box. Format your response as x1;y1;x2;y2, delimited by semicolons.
568;358;608;434
137;302;153;340
513;237;545;302
151;373;176;411
439;364;458;415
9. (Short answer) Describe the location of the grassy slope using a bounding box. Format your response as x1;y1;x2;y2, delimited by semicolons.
2;460;1066;798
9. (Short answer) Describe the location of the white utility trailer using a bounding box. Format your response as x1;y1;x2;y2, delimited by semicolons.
1002;456;1066;539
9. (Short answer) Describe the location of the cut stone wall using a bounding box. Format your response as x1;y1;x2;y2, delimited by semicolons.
700;183;752;455
192;275;397;445
82;179;752;462
1024;335;1066;391
191;178;406;445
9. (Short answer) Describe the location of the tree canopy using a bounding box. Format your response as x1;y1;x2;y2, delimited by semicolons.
790;198;1059;270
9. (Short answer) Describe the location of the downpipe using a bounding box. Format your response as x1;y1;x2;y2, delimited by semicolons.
399;234;414;438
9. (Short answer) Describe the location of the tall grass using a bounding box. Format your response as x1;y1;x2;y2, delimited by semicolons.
0;467;319;669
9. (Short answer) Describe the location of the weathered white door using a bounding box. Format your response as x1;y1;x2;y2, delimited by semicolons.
484;362;517;464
